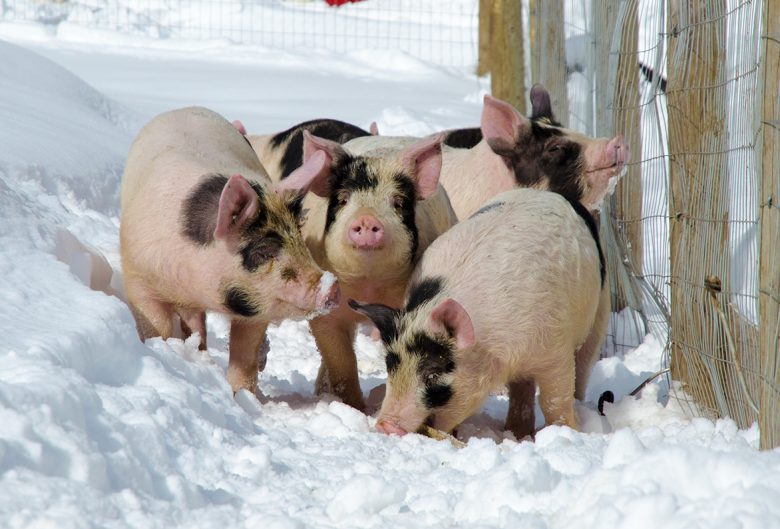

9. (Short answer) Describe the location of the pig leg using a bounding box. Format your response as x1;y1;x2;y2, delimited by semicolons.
505;378;536;439
535;356;579;430
227;319;269;395
310;316;365;411
125;278;175;342
574;281;610;400
179;308;207;350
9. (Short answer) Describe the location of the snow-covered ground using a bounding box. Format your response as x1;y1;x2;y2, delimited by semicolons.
1;7;780;528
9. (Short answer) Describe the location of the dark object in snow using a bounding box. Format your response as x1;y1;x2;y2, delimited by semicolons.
598;390;614;415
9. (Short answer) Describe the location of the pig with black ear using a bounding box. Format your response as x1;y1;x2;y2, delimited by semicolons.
343;84;629;220
244;118;373;182
350;187;604;439
120;106;340;395
275;131;458;411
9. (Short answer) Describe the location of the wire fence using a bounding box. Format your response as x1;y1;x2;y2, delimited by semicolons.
4;0;778;447
560;0;778;448
0;0;479;67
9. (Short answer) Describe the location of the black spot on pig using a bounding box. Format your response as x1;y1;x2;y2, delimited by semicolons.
223;287;259;317
494;122;585;206
408;333;455;373
405;277;444;313
393;173;419;259
181;173;228;245
469;201;505;219
567;199;605;286
273;119;372;180
424;384;454;409
442;127;483;149
281;267;298;282
385;349;401;375
323;157;381;232
241;232;283;272
347;299;399;344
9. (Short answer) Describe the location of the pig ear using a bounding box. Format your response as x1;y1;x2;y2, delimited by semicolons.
529;83;555;121
481;94;530;156
276;149;331;198
429;298;475;350
348;299;399;344
214;174;259;240
231;119;247;136
401;134;443;201
370;121;379;135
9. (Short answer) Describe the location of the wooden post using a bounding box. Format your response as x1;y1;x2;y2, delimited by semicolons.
606;0;644;316
490;0;526;114
759;0;780;450
532;0;568;123
666;1;732;420
477;0;493;76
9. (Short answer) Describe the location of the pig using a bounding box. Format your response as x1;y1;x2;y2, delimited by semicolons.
350;187;605;439
246;118;373;182
343;84;629;220
120;106;340;395
344;86;623;416
274;130;458;410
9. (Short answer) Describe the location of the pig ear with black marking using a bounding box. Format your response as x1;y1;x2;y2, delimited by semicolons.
401;133;443;201
275;132;334;198
214;174;260;240
348;299;399;344
429;298;475;350
481;94;530;157
530;83;555;121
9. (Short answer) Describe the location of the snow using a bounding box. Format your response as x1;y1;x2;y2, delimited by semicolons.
1;5;780;529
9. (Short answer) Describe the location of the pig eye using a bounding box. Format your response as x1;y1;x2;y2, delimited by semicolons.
391;195;405;210
422;368;442;386
242;233;283;270
546;143;562;153
336;190;351;206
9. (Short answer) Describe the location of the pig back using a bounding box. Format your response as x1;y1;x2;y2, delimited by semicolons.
413;188;602;362
121;106;269;211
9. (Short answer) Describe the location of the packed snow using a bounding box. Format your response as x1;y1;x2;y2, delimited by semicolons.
1;4;780;528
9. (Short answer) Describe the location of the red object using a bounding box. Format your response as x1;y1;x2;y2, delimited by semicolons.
325;0;365;6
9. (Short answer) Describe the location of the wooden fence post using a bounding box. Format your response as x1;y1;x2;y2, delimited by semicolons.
759;0;780;449
490;0;526;114
666;0;732;419
531;0;568;123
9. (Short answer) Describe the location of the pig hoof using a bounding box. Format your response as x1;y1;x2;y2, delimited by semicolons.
597;390;614;415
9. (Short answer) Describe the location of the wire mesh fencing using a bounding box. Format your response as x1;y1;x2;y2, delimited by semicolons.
563;0;778;448
0;0;479;67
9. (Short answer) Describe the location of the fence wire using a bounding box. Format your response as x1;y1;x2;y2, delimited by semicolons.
567;0;778;448
0;0;478;67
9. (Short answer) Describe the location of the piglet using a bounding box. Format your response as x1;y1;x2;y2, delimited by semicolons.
275;131;458;410
120;106;340;395
351;188;604;439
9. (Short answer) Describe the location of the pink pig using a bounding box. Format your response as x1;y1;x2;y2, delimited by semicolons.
120;106;340;395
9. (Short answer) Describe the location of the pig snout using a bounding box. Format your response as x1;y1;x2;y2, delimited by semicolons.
608;135;629;167
315;271;341;312
348;215;385;249
376;419;408;436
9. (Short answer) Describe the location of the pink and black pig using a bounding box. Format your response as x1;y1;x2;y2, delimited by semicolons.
275;130;458;411
120;106;340;395
351;187;604;439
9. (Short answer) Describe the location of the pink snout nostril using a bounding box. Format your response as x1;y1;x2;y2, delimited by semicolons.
349;215;385;249
376;419;407;436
